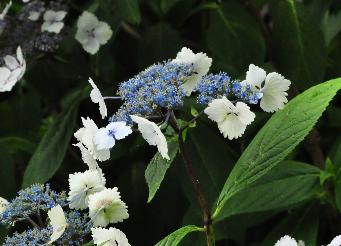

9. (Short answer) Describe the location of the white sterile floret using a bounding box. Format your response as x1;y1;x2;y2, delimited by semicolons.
41;10;67;34
89;78;107;119
328;235;341;246
92;227;131;246
68;170;106;210
74;117;110;161
88;188;129;227
28;11;41;21
0;46;26;92
94;122;132;150
130;115;170;160
0;197;9;214
0;1;12;20
172;47;212;96
204;97;255;140
47;205;68;244
242;64;291;112
274;235;299;246
75;11;113;55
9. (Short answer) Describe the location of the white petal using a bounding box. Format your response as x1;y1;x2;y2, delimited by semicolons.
274;236;298;246
92;227;131;246
130;115;169;160
94;21;113;45
0;197;9;214
82;37;100;55
328;235;341;246
261;72;291;112
41;21;64;33
47;205;68;244
204;97;233;124
28;11;40;21
89;78;107;119
235;102;255;125
218;115;247;140
106;122;132;140
0;1;12;20
73;142;98;170
0;67;11;82
4;55;19;70
16;46;24;65
77;11;99;30
94;128;116;150
246;64;266;89
43;10;66;21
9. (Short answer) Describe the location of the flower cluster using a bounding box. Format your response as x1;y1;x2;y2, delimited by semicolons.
275;235;341;246
196;72;262;105
0;183;67;226
110;61;196;123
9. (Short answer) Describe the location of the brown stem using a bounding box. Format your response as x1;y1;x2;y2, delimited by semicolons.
169;112;211;226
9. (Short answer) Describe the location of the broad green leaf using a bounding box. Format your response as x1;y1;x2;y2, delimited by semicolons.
21;88;88;187
0;137;35;154
271;0;327;88
146;138;179;202
155;225;203;246
206;1;265;77
213;78;341;220
116;0;141;24
215;161;320;222
262;205;320;246
322;10;341;45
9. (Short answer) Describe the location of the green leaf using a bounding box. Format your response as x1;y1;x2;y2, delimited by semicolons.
145;138;179;202
116;0;141;24
155;225;203;246
206;1;266;76
215;161;320;222
213;78;341;220
322;10;341;46
271;0;327;88
21;88;88;188
335;179;341;212
0;137;35;154
190;106;198;117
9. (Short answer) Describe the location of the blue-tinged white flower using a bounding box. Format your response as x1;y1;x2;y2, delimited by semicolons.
0;197;8;214
242;64;291;112
47;204;68;244
75;11;113;55
130;115;170;160
68;170;106;210
172;47;212;96
89;78;107;119
0;1;12;20
328;235;341;246
0;46;26;92
94;122;132;150
41;10;67;34
204;97;255;140
74;117;110;161
88;188;129;227
28;10;41;21
92;227;131;246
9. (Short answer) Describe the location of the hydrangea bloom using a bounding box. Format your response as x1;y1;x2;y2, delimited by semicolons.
88;188;129;227
204;97;255;140
0;46;26;92
274;236;301;246
196;72;262;105
74;117;110;161
328;235;341;246
68;170;106;210
94;122;132;150
75;11;113;55
89;77;107;119
41;10;67;34
131;115;169;160
47;204;68;244
242;64;291;112
92;227;131;246
0;183;67;226
4;227;52;246
110;61;195;123
172;47;212;95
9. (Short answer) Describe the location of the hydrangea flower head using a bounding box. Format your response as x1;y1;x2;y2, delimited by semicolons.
111;61;195;123
0;46;26;92
204;97;255;140
92;227;131;246
242;64;291;112
41;10;66;33
68;170;106;210
75;11;113;55
88;188;129;227
172;47;212;95
131;115;169;160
